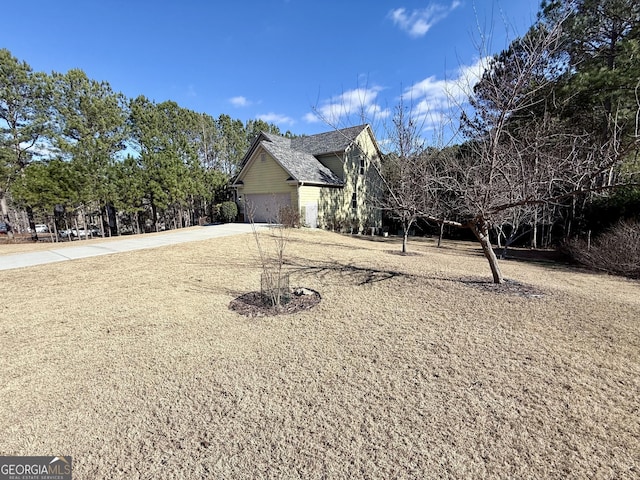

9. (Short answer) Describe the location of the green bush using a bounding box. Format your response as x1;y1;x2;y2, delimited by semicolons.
219;201;238;223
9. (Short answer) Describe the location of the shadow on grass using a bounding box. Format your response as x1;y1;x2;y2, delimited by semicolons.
286;256;549;298
458;276;548;297
347;232;580;276
286;256;414;286
286;235;381;252
494;246;569;263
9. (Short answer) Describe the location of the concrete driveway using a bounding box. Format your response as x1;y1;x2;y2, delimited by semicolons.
0;223;265;271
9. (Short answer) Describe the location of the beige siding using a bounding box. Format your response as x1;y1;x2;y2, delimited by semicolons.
317;187;348;230
298;185;322;206
298;185;320;228
236;148;297;220
310;128;384;232
300;185;354;230
328;128;382;231
238;148;293;195
316;154;344;179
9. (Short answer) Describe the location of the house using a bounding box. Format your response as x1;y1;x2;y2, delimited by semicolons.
232;124;383;231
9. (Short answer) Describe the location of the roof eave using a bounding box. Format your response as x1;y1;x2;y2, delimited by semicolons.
298;180;344;188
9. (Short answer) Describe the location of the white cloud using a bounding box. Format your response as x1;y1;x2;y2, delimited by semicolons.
230;96;251;107
301;58;488;142
305;86;390;126
257;112;295;125
401;57;489;135
389;1;462;38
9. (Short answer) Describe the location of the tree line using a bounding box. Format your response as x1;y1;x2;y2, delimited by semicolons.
0;51;287;238
379;0;640;282
2;0;639;283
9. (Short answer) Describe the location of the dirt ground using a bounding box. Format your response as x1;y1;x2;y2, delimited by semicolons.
1;229;638;479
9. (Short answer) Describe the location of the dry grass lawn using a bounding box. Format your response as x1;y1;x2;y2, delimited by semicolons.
1;229;639;479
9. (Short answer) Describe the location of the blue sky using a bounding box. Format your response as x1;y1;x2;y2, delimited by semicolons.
3;0;541;142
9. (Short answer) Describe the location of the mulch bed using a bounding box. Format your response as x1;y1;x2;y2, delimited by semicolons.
229;287;321;317
385;250;422;256
460;277;547;298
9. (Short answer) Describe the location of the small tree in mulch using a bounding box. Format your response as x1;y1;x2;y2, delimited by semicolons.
229;202;321;317
252;214;290;308
229;287;321;317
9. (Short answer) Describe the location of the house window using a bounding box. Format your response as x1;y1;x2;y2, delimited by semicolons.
351;192;357;210
260;153;266;162
359;156;365;175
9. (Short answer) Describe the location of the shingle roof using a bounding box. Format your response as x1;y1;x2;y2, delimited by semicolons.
251;125;369;186
291;124;368;155
260;134;343;186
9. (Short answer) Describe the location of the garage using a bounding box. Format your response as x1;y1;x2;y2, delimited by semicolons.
243;193;291;223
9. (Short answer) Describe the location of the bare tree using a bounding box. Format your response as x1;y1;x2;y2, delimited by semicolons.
379;99;430;253
431;10;639;282
247;200;292;308
311;9;637;283
493;204;537;258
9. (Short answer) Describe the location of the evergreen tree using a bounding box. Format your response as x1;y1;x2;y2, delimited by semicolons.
0;49;53;233
53;69;128;235
215;114;247;176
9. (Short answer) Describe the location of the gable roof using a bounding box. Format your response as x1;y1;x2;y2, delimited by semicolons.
291;124;368;155
260;133;343;186
235;124;372;187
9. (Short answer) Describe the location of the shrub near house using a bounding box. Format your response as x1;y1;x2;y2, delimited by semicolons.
219;201;238;223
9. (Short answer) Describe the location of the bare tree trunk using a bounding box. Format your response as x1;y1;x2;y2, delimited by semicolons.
546;221;554;248
1;195;14;240
26;205;38;242
437;221;444;248
402;219;414;253
45;217;53;242
95;211;102;238
500;243;509;260
81;211;88;240
151;202;158;232
532;210;538;249
100;204;107;238
471;220;504;284
0;194;10;225
566;197;576;241
0;194;7;222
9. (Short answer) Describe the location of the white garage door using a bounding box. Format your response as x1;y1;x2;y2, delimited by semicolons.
244;194;291;223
